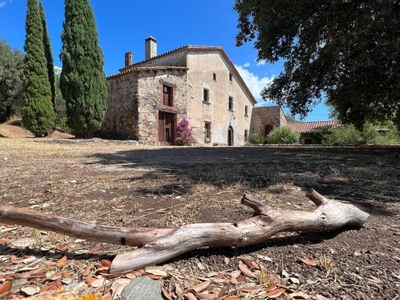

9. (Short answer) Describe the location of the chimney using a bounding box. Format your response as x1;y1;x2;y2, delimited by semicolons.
145;36;157;60
125;51;133;67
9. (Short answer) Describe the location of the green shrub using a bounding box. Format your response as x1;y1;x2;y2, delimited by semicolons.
268;127;300;144
250;132;261;144
361;121;400;145
323;124;363;145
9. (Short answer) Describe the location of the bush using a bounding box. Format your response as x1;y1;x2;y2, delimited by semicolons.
268;127;300;144
176;118;195;145
250;132;261;144
323;124;362;145
362;121;400;145
323;122;400;145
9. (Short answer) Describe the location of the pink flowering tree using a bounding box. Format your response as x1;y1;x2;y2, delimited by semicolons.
176;118;195;146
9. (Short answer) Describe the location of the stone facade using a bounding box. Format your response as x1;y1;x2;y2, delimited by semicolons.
251;106;287;143
101;38;256;146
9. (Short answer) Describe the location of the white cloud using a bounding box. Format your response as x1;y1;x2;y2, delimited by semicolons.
242;62;250;68
235;64;275;104
256;59;266;66
0;2;6;8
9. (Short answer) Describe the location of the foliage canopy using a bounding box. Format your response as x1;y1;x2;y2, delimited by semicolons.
0;39;24;122
234;0;400;129
60;0;107;138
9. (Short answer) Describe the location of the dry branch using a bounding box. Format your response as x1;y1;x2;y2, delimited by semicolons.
0;189;369;274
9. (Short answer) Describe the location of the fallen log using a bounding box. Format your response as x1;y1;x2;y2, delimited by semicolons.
0;189;369;274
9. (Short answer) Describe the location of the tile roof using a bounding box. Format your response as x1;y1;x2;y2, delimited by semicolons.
107;66;188;79
286;121;339;133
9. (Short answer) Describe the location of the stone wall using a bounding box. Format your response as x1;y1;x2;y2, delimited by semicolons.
186;51;254;146
101;72;139;139
251;106;287;143
136;69;188;145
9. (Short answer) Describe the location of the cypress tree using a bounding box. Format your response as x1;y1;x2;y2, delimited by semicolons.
60;0;107;138
39;1;56;112
22;0;55;136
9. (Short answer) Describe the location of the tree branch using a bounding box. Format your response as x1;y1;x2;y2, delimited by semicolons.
0;190;369;275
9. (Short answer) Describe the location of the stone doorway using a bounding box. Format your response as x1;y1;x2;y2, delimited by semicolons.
228;126;234;146
158;112;175;144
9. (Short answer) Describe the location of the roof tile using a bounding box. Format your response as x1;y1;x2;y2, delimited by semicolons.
286;121;339;133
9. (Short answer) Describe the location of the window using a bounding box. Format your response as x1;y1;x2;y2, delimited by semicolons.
228;96;233;111
244;105;248;116
213;73;216;81
204;122;211;142
163;85;173;106
244;130;248;142
229;73;233;81
203;88;210;103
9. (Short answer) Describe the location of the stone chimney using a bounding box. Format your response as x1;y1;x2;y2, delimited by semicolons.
125;51;133;67
145;36;157;60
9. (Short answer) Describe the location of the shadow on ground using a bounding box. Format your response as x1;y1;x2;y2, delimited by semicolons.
88;146;400;216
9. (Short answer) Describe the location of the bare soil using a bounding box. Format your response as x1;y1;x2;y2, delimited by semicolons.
0;135;399;299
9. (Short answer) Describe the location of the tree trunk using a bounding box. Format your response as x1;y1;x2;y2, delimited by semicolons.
0;189;369;275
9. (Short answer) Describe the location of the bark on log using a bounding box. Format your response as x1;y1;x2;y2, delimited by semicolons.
0;189;369;275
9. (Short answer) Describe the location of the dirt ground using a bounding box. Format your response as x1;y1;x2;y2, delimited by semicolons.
0;134;399;299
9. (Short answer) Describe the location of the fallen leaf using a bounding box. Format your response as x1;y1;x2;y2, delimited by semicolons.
124;272;137;279
241;285;263;293
289;277;300;284
91;277;109;288
0;281;12;294
239;261;257;278
56;255;67;267
161;286;173;300
195;292;217;299
289;291;312;299
39;281;61;293
85;276;97;285
101;259;112;267
21;285;40;296
241;258;253;269
251;261;261;270
267;287;286;298
185;292;197;300
224;297;240;300
143;273;163;280
191;280;211;293
145;268;168;277
56;243;69;252
96;266;110;274
300;258;318;267
83;263;94;276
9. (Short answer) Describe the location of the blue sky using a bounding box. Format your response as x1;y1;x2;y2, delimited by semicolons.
0;0;331;121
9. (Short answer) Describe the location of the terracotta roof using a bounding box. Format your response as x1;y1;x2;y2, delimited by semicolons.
286;121;339;133
116;45;257;105
107;66;188;79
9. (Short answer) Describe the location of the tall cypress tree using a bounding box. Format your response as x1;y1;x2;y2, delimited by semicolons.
22;0;55;136
60;0;107;138
39;1;56;112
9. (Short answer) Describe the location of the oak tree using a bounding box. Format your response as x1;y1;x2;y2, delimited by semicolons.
235;0;400;129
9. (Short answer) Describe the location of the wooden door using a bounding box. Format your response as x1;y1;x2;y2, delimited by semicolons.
158;112;175;144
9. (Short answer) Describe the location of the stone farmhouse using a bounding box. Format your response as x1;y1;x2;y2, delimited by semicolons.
101;37;337;145
101;37;256;146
